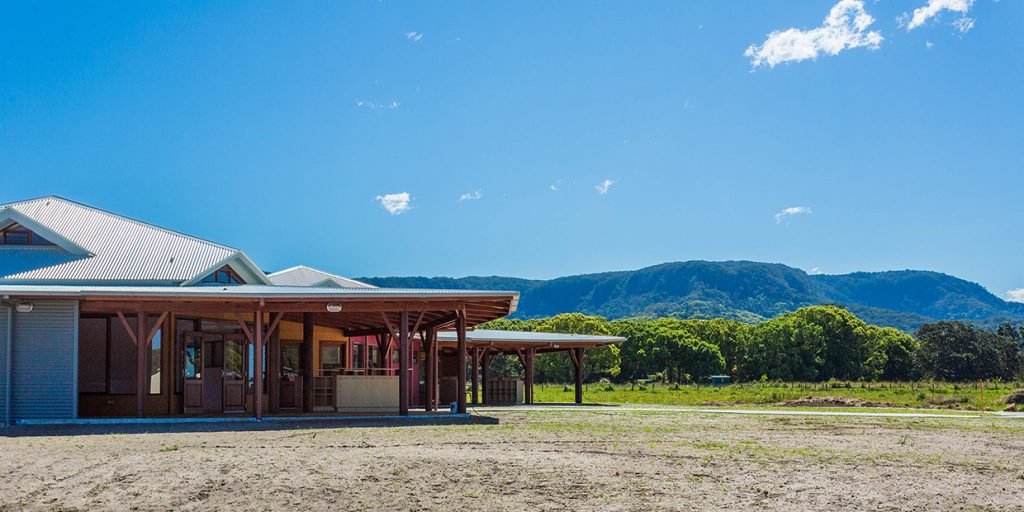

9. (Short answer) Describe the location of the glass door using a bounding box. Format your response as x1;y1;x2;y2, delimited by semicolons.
279;342;302;409
182;332;205;415
222;334;247;412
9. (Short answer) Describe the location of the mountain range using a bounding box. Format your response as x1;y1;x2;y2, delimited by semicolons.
359;261;1024;332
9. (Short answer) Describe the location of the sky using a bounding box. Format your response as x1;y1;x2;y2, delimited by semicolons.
2;1;1023;299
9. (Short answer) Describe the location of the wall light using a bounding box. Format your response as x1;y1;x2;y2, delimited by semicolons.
326;303;343;313
15;303;33;313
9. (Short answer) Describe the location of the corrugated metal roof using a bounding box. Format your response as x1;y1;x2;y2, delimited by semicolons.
0;196;261;283
437;329;624;345
268;265;376;289
0;283;519;300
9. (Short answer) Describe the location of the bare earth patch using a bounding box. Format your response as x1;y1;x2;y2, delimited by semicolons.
2;409;1023;511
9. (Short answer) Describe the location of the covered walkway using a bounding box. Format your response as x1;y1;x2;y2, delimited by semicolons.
436;329;624;406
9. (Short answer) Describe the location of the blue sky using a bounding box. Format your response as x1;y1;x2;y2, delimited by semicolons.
2;1;1023;298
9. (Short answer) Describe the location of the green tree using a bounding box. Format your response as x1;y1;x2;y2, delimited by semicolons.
914;321;1022;380
863;326;919;381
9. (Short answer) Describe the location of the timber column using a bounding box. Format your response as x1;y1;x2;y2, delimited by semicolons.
525;348;535;405
470;347;479;404
254;307;264;420
572;347;584;405
135;312;146;418
398;311;410;416
456;309;468;414
424;329;435;412
301;313;314;413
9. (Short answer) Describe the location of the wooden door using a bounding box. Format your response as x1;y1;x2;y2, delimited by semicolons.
222;335;247;412
182;332;205;415
202;339;223;414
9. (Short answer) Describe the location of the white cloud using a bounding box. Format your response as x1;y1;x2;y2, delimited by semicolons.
926;40;935;49
809;267;824;275
375;192;411;215
549;179;562;191
1007;289;1024;303
953;16;975;33
903;0;973;31
595;179;616;195
744;0;883;69
404;31;424;42
774;206;813;224
356;100;401;110
459;190;482;202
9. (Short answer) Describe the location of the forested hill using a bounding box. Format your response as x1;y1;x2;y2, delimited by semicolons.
359;261;1024;331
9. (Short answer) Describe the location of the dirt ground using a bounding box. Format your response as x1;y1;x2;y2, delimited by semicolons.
2;408;1023;511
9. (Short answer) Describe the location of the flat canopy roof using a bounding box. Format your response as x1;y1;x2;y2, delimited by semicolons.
437;329;624;352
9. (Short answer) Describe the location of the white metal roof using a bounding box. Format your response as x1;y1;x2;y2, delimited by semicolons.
0;283;519;301
0;196;270;285
267;265;376;289
437;329;623;345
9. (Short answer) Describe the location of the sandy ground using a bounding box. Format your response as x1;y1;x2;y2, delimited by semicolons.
2;408;1023;511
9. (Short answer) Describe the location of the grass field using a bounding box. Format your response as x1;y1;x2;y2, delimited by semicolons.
2;408;1022;510
532;380;1024;410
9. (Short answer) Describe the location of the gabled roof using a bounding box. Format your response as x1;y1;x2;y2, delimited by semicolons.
0;196;270;284
267;265;376;289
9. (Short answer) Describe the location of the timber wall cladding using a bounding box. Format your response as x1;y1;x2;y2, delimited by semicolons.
11;301;78;420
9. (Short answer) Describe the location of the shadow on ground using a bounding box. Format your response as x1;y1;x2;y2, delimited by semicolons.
1;414;499;437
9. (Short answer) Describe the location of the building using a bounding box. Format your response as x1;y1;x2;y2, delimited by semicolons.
0;196;621;425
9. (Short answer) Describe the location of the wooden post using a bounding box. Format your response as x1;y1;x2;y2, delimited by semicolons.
377;334;389;369
301;313;314;413
268;326;280;414
456;309;468;414
525;348;535;405
471;346;479;405
432;329;440;410
425;329;434;412
573;347;584;405
398;311;410;416
254;308;264;420
481;348;490;405
136;312;146;418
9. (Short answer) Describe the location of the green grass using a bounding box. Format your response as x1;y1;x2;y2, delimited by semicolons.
528;381;1023;411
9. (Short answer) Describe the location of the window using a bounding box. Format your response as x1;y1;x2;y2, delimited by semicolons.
320;342;344;372
368;345;380;369
352;342;365;369
281;343;301;378
199;265;245;285
150;328;162;395
0;223;54;246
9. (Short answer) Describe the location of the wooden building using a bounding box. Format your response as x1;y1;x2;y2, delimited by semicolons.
0;196;620;425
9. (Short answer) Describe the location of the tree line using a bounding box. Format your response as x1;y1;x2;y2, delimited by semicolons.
479;306;1024;384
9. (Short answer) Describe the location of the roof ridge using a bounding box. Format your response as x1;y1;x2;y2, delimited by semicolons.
3;195;241;254
268;264;375;288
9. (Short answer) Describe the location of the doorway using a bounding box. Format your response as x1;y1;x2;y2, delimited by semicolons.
182;331;249;414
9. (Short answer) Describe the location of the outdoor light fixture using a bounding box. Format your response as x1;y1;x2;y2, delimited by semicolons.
326;303;343;313
15;302;33;313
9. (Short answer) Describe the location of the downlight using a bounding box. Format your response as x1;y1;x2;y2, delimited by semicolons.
15;303;34;313
326;303;343;313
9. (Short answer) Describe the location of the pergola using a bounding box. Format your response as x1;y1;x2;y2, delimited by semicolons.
436;329;625;405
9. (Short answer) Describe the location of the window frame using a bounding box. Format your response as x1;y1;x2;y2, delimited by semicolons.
0;223;55;246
